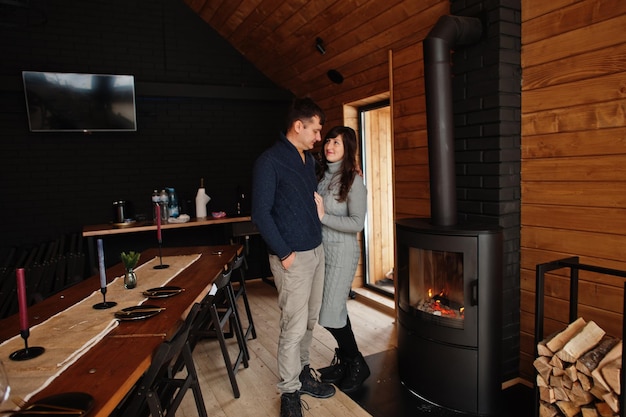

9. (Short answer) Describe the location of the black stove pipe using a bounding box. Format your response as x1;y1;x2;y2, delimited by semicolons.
424;15;482;226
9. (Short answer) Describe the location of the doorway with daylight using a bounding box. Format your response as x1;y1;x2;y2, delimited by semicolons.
344;97;394;297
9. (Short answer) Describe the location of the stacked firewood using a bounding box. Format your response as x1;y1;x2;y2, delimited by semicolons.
534;318;622;417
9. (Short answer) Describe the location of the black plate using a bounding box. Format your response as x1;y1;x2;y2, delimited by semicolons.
114;304;164;321
14;392;94;416
142;286;184;298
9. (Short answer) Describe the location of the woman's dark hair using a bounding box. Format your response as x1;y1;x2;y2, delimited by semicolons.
318;126;358;202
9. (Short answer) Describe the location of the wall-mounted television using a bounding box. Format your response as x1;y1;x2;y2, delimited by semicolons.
22;71;137;132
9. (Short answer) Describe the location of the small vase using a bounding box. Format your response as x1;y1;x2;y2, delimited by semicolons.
124;268;137;289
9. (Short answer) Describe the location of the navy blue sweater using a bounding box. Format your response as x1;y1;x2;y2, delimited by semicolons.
251;133;322;259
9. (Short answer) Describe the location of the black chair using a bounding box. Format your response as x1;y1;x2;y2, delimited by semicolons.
191;264;249;398
114;303;208;417
230;221;274;287
231;246;257;341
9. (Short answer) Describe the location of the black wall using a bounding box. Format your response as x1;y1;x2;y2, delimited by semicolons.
451;0;522;381
0;0;292;249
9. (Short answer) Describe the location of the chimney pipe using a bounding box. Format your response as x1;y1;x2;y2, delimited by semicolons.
424;15;482;226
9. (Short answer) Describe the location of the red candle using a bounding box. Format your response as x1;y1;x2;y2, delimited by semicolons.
16;268;28;331
156;203;162;242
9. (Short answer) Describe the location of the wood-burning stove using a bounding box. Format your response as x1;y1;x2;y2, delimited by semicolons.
394;14;503;415
396;218;502;415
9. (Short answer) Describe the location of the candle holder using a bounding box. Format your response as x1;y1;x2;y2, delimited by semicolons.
93;286;117;309
153;241;169;270
9;329;45;361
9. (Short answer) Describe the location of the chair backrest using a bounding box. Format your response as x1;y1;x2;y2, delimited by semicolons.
231;252;245;271
152;303;199;374
119;303;202;416
213;265;233;290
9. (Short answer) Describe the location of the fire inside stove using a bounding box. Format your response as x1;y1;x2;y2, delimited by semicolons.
409;247;465;326
416;288;465;320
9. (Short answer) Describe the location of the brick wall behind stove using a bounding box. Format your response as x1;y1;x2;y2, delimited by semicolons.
451;0;522;380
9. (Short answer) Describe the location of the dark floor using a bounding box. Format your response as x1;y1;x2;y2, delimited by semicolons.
349;348;534;417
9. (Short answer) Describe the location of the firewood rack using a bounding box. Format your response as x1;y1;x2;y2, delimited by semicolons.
534;256;626;417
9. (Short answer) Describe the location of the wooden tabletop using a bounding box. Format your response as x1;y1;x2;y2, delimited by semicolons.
0;244;240;417
82;215;252;237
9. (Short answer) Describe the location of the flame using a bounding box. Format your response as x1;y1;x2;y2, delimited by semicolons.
417;289;465;319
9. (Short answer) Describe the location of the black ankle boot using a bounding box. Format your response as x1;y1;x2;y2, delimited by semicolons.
338;352;370;393
318;348;346;384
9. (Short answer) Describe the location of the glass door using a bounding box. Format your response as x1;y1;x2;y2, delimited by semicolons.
359;100;394;295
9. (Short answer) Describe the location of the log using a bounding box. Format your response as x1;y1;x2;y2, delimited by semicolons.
562;374;573;390
534;355;553;383
581;406;599;417
538;331;559;357
538;339;555;357
591;341;622;392
539;401;560;417
595;401;618;417
549;374;567;389
565;365;578;383
547;317;586;353
589;384;609;401
577;336;619;376
540;386;556;404
578;372;592;391
537;374;549;388
556;400;581;417
554;387;569;402
600;358;621;395
602;392;619;414
550;354;566;370
540;401;560;417
569;381;594;406
556;321;605;363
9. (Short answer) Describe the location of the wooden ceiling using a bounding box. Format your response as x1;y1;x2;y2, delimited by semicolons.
183;0;445;97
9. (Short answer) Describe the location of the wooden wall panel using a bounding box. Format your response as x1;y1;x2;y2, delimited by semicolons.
522;0;626;45
520;0;626;380
522;44;626;91
389;29;432;220
523;72;626;114
520;0;581;22
522;127;626;159
522;14;626;67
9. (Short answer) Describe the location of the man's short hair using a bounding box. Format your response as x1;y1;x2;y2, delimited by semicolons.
285;97;326;129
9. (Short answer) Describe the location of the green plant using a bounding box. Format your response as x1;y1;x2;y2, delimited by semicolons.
121;251;140;270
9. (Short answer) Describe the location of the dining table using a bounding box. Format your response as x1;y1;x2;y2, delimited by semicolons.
0;244;241;417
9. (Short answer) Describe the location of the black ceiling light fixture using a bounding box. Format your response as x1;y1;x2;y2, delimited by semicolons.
327;69;344;84
315;37;326;55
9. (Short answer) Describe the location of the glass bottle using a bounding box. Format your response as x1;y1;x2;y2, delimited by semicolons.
159;189;169;223
151;189;160;222
167;187;180;218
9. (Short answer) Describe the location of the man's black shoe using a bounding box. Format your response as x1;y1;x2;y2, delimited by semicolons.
280;391;304;417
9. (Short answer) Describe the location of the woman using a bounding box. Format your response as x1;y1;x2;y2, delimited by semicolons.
314;126;369;393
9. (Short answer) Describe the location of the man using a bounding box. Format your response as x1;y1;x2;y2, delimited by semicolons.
252;98;335;417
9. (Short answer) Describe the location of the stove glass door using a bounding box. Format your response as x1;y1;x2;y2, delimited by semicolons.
408;247;465;329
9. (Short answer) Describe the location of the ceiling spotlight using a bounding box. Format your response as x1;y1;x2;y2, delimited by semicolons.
315;37;326;55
